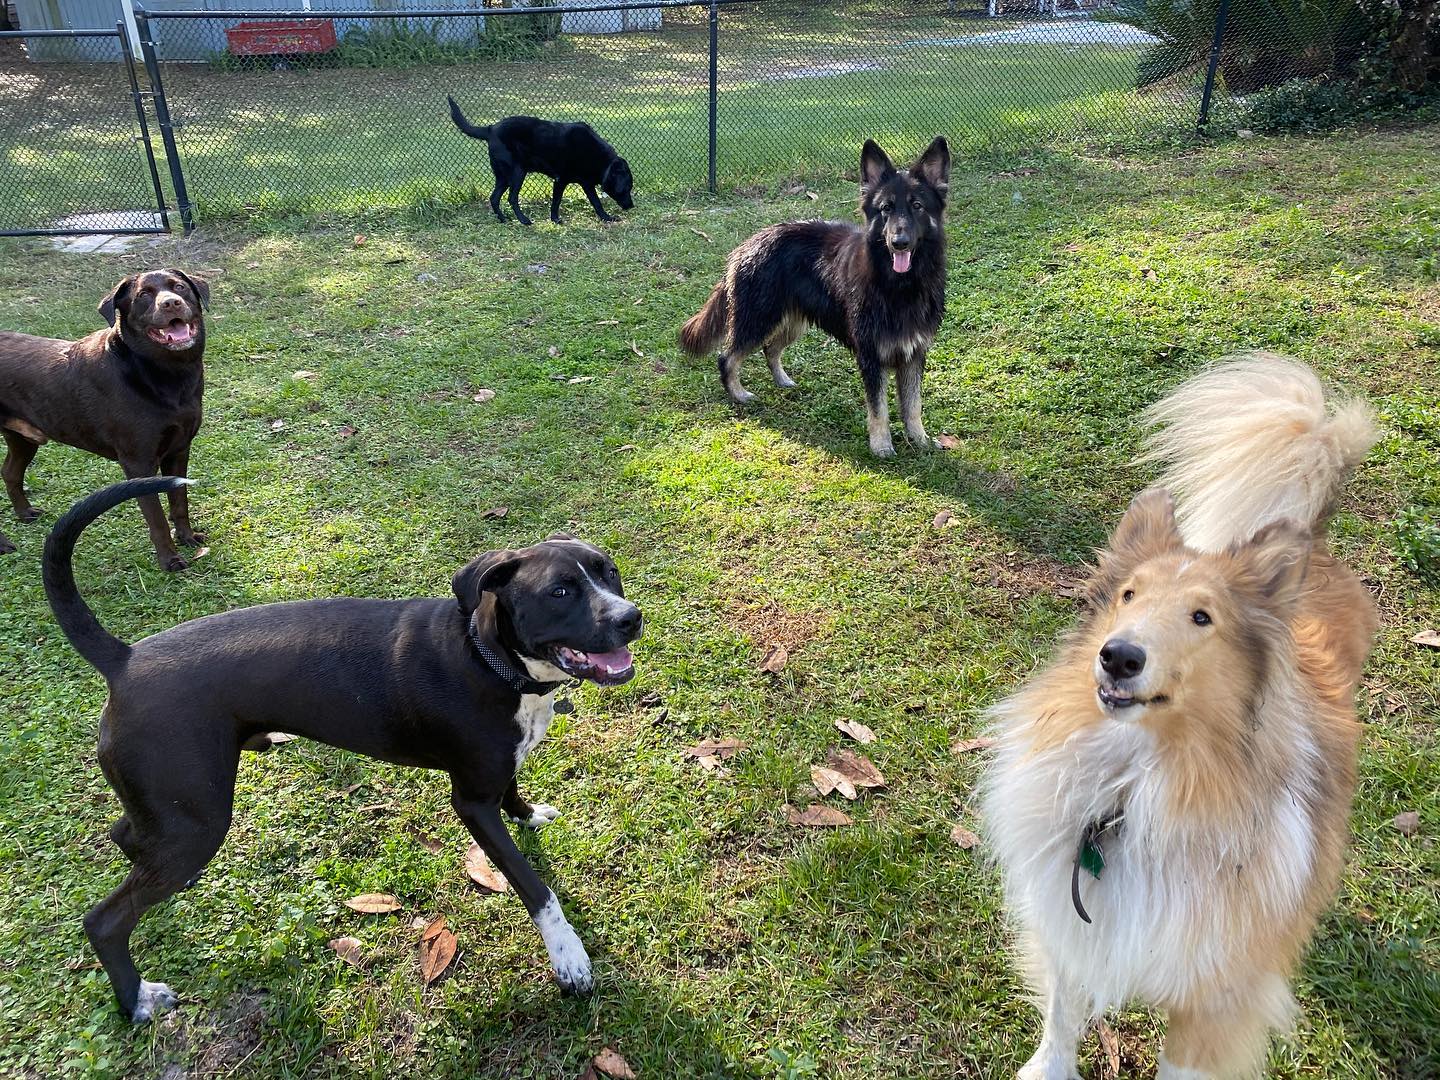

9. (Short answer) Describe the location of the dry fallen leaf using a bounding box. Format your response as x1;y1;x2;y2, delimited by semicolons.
1096;1018;1122;1079
759;643;789;674
1393;811;1420;836
811;764;858;801
614;444;638;453
338;424;358;439
548;345;560;357
568;375;595;384
481;506;508;519
352;233;366;246
691;228;712;241
269;419;286;432
805;190;818;201
266;731;298;745
825;748;885;790
419;915;448;943
683;738;746;760
936;433;962;450
328;936;365;967
292;369;318;381
693;754;727;773
787;803;852;828
932;509;959;529
1143;267;1159;282
578;1067;600;1080
835;719;877;744
592;1048;636;1079
1412;630;1440;650
464;842;509;893
472;388;496;403
629;341;644;357
950;824;980;849
420;926;458;985
951;736;996;755
344;893;401;915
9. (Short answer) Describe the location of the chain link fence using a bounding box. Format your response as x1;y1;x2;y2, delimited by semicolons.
1;0;1380;231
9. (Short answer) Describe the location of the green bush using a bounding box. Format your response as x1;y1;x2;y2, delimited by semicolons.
1109;0;1369;91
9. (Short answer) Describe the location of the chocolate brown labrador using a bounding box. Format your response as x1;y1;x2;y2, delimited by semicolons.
0;269;209;569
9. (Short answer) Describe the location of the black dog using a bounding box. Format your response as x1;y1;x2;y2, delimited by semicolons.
447;97;634;225
0;270;208;568
679;138;949;457
46;478;642;1022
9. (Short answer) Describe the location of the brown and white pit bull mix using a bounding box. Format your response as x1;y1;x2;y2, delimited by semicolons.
0;269;209;569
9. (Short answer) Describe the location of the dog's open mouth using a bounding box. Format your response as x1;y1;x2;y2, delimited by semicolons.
1097;685;1169;711
553;645;635;686
891;247;912;274
147;319;197;349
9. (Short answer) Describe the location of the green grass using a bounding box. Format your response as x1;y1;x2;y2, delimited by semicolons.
0;124;1437;1079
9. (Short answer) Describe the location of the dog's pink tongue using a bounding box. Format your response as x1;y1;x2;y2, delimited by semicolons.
165;322;194;345
588;647;633;675
892;249;912;274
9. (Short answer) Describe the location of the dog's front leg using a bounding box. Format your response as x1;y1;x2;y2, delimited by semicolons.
451;789;592;993
896;356;936;450
1017;968;1089;1080
119;456;187;571
581;184;616;223
160;446;205;547
858;355;895;458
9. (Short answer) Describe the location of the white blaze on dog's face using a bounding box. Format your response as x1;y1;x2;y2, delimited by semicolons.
1085;489;1311;730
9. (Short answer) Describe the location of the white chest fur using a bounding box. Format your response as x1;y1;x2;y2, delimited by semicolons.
512;690;557;772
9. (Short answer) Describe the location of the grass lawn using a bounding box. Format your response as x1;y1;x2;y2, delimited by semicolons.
0;123;1436;1079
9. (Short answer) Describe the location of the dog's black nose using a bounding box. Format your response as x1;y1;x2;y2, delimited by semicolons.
614;606;642;638
1099;639;1146;679
891;234;911;250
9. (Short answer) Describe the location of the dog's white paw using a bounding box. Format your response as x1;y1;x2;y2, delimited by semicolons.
870;441;897;459
1016;1043;1081;1080
516;803;561;829
131;980;177;1024
534;895;593;994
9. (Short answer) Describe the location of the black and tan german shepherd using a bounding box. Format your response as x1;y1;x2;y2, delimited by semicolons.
679;137;949;457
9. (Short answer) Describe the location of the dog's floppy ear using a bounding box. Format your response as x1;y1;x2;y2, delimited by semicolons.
98;276;137;327
1235;519;1312;608
913;136;950;200
860;140;895;188
1089;488;1183;607
172;270;209;311
452;550;525;614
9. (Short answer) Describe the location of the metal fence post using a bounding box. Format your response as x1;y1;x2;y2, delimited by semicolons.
134;3;194;233
707;0;718;193
1197;0;1233;130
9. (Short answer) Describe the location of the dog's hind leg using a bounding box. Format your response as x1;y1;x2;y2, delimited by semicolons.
86;812;231;1022
764;315;804;390
549;181;568;224
508;170;533;227
896;355;936;450
859;356;895;458
2;429;41;522
1161;975;1293;1078
718;351;755;405
489;176;507;222
451;785;592;992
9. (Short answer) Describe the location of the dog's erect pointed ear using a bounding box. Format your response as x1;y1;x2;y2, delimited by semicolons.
1237;519;1312;608
98;276;137;327
452;550;524;614
860;140;896;188
913;136;950;200
1089;488;1183;607
172;270;210;311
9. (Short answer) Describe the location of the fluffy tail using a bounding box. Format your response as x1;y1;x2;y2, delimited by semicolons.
43;477;191;679
678;281;729;355
1140;352;1376;551
446;95;490;141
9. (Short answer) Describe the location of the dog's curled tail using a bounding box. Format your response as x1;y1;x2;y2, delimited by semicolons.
43;477;190;679
446;95;490;141
678;281;729;356
1140;352;1376;551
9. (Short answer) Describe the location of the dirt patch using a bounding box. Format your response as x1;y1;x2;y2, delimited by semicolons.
192;991;269;1075
725;597;828;657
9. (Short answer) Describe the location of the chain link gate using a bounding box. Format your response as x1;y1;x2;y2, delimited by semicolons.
0;24;172;237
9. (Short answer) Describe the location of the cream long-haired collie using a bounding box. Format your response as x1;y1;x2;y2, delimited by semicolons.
981;354;1379;1079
